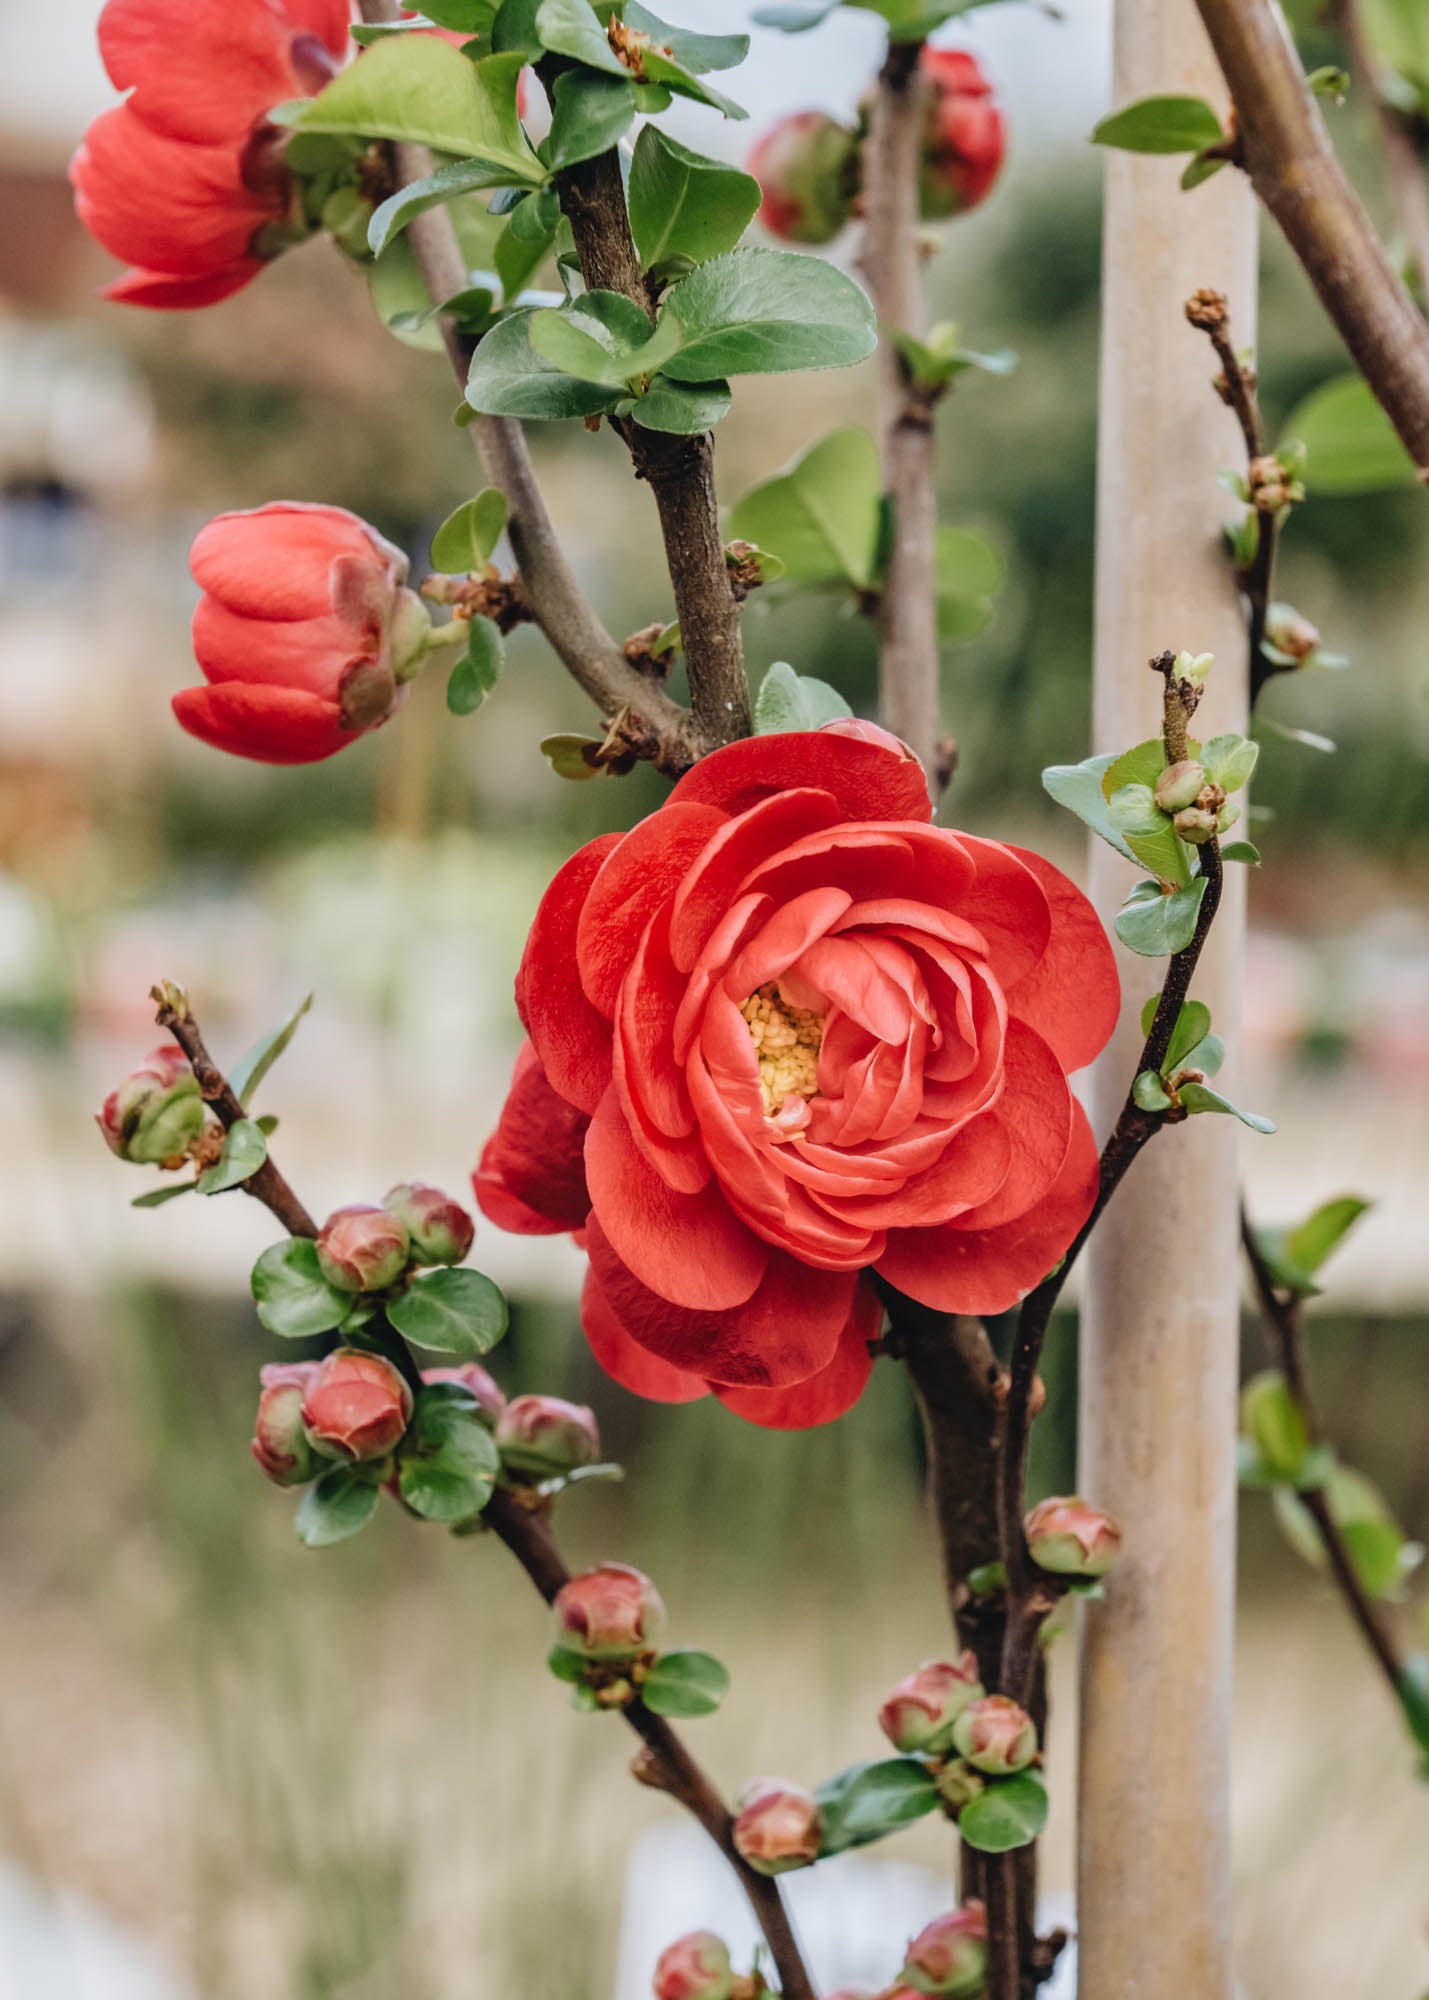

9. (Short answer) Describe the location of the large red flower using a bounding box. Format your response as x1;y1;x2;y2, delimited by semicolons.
475;726;1118;1430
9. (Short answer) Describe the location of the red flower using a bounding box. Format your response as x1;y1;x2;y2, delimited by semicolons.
70;0;351;308
474;727;1118;1430
175;502;424;764
919;47;1006;219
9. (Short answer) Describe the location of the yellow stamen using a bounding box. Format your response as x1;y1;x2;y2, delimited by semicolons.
738;983;826;1118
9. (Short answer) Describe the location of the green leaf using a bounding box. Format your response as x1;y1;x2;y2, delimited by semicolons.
1107;782;1191;888
398;1386;501;1522
530;299;644;384
466;309;624;420
296;1466;381;1549
541;732;604;780
387;1267;510;1355
628;375;733;434
957;1772;1050;1854
368;151;541;259
1287;1195;1372;1276
1201;732;1260;793
1219;839;1261;866
1114;876;1207;957
1133;1069;1172;1113
1042;753;1141;867
229;993;314;1107
131;1181;197;1209
491;0;544;54
432;489;508;572
754;660;853;733
628;127;761;275
1398;1655;1429;1760
1279;372;1418;495
1181;149;1229;192
291;40;540;174
1240;1371;1313;1484
1273;1468;1423;1601
1140;996;1212;1074
251;1238;351;1339
546;69;636;171
935;527;1003;643
447;616;505;714
752;0;838;25
728;427;883;590
1260;715;1337;755
1306;63;1351;100
815;1759;941;1857
625;2;748;74
1178;1081;1276;1133
1091;94;1226;155
659;249;877;381
535;0;628;71
640;1649;731;1718
424;0;499;26
494;189;562;303
196;1118;268;1196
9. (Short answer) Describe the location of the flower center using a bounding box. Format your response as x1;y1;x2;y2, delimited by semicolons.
739;984;826;1123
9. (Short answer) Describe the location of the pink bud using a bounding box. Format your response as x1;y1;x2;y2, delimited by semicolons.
553;1563;666;1662
918;48;1006;220
421;1363;506;1427
747;110;859;244
950;1695;1038;1776
731;1779;822;1876
1024;1495;1123;1578
901;1904;988;1997
301;1348;412;1463
251;1361;321;1486
652;1931;734;2000
878;1653;985;1756
497;1394;601;1479
96;1044;206;1166
316;1204;411;1293
383;1182;474;1266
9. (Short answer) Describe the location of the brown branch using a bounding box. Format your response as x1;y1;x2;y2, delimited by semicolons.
485;1490;816;2000
1331;0;1429;301
859;41;943;777
1240;1205;1408;1701
1195;0;1429;471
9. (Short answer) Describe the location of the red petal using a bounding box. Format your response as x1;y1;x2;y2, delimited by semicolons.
876;1099;1099;1314
515;835;622;1116
473;1040;591;1236
191;503;391;621
581;1267;708;1404
716;1279;881;1428
192;599;365;697
72;107;269;275
172;683;354;764
101;261;260;307
666;787;843;972
947;837;1052;989
576;800;725;1013
948;1019;1072;1231
1000;845;1120;1073
670;731;933;827
98;0;341;146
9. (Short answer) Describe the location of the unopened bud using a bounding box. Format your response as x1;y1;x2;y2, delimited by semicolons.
316;1204;411;1292
1154;759;1206;814
96;1045;206;1167
933;1760;986;1814
950;1694;1038;1775
901;1904;988;1997
251;1361;322;1486
1265;603;1320;662
652;1931;735;2000
747;110;859;244
497;1394;601;1479
1173;650;1214;688
422;1362;506;1427
553;1563;666;1663
878;1653;984;1756
382;1182;474;1266
1173;805;1220;844
301;1348;412;1462
1024;1495;1123;1577
731;1779;822;1876
1184;286;1228;333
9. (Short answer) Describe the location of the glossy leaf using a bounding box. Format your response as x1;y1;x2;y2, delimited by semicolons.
197;1118;268;1195
1220;840;1261;866
252;1238;351;1339
1042;753;1141;866
545;69;637;170
296;1466;380;1549
1107;781;1192;887
291;40;539;174
131;1181;197;1209
447;616;505;714
1287;1195;1372;1276
1178;1080;1276;1133
641;1649;731;1718
1201;732;1260;793
535;0;627;72
466;309;624;420
1274;1468;1424;1601
815;1758;941;1857
628;127;761;273
229;993;314;1107
1133;1070;1172;1113
1091;94;1225;155
432;489;508;572
627;375;733;434
659;249;877;381
727;427;883;589
368;152;541;258
398;1386;501;1522
958;1772;1050;1853
1114;876;1207;957
387;1267;510;1355
494;186;562;300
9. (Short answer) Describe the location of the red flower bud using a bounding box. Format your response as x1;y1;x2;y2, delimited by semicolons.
301;1348;413;1463
878;1652;985;1755
96;1043;207;1166
747;110;859;244
421;1363;507;1427
652;1931;735;2000
731;1779;822;1876
553;1563;666;1662
1024;1494;1123;1578
251;1361;322;1486
951;1695;1037;1775
383;1182;475;1267
901;1904;988;1997
175;504;429;766
496;1394;601;1479
918;48;1005;220
316;1204;411;1294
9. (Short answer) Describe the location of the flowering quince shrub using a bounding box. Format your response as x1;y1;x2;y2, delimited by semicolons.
80;0;1415;1994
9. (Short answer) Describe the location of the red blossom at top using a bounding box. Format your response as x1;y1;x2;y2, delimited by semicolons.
919;47;1006;219
70;0;353;309
474;728;1118;1432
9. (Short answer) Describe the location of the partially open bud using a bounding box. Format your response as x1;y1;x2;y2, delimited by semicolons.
652;1931;735;2000
900;1904;989;1997
382;1182;474;1266
747;110;859;244
878;1653;984;1755
731;1779;822;1876
96;1045;206;1167
497;1394;601;1479
933;1760;985;1814
316;1204;411;1292
251;1361;322;1486
301;1348;413;1462
1265;603;1320;662
950;1695;1038;1775
1154;759;1206;814
422;1362;506;1427
1173;650;1214;688
1024;1495;1123;1578
1172;805;1220;844
553;1563;666;1663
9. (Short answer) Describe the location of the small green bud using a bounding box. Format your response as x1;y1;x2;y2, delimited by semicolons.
1174;650;1215;688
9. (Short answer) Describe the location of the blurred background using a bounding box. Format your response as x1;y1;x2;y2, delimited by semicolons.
1;1;1427;1995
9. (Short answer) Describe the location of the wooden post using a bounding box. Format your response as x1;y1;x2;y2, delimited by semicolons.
1077;8;1256;1996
